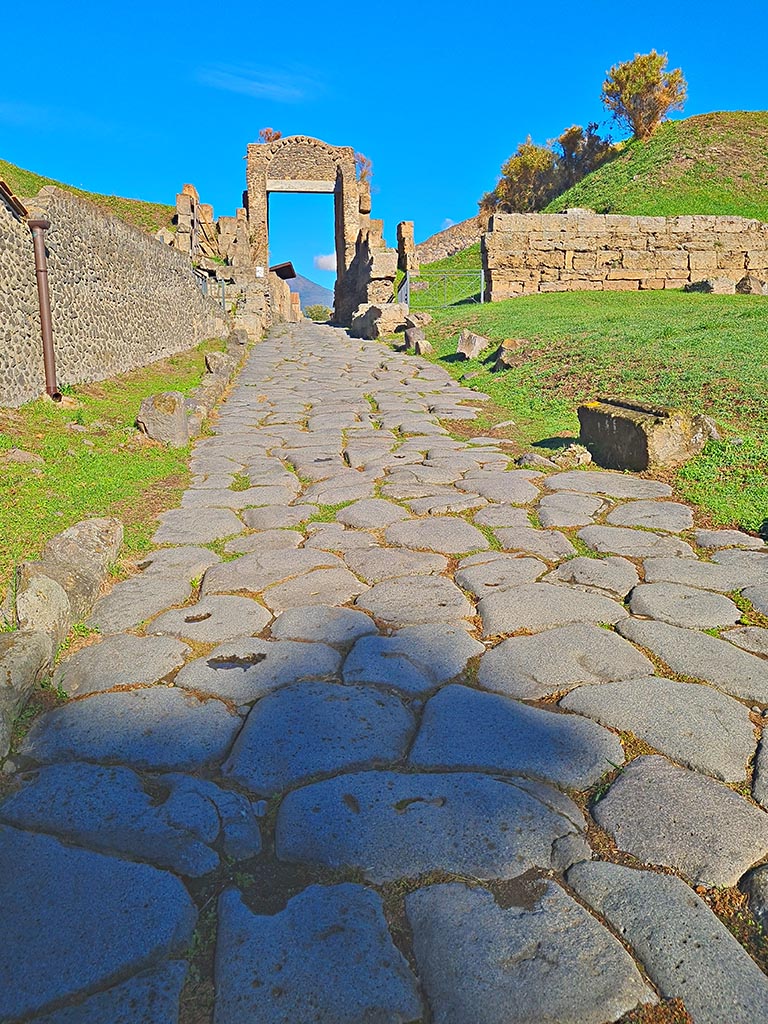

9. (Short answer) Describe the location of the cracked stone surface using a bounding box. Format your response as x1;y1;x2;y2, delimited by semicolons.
5;321;768;1022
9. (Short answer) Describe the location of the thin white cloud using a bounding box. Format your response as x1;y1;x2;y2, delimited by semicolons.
198;64;320;103
441;218;456;230
0;101;52;127
314;253;336;272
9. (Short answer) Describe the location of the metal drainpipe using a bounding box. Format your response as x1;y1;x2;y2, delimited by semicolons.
28;218;61;401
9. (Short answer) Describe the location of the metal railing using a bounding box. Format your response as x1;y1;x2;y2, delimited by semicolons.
397;270;485;309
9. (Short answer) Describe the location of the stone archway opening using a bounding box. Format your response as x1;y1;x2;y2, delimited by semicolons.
267;191;337;308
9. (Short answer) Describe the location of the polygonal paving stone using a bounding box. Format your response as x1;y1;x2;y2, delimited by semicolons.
149;595;272;642
744;583;768;615
537;491;606;528
458;470;541;504
473;504;531;527
607;500;694;533
409;684;624;789
53;634;189;697
20;687;242;770
336;498;412;528
153;507;245;544
224;529;304;555
88;574;192;634
136;545;221;578
241;504;318;529
723;626;768;656
617;618;768;703
181;485;298;509
545;470;673;499
568;860;768;1024
302;478;375;504
640;555;762;592
492;527;576;561
454;553;547;598
214;885;421;1024
343;625;484;695
406;881;654;1024
479;624;653;699
262;567;369;613
174;638;342;704
385;516;489;553
222;682;414;795
0;763;261;876
712;548;768;579
201;548;345;596
578;525;696;558
406;490;488;515
342;545;448;583
750;743;768;809
694;529;765;550
355;576;475;627
270;606;377;645
629;582;741;628
27;962;187;1024
478;582;627;636
303;523;377;552
276;771;589;882
0;826;196;1022
561;676;755;781
593;755;768;886
544;555;639;597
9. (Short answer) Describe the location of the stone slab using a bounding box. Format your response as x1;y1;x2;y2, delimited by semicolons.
578;525;696;558
149;595;272;642
537;491;606;529
607;500;694;532
270;606;377;645
356;576;475;627
88;574;192;634
53;634;189;697
744;583;768;615
224;530;304;554
136;545;221;578
545;555;639;597
201;549;345;596
409;684;624;789
336;498;412;528
262;567;369;613
478;582;627;636
458;471;540;504
545;470;673;499
385;517;489;554
492;527;576;561
342;546;449;583
723;626;768;656
154;507;245;544
473;504;531;528
641;555;765;592
694;529;765;550
276;771;588;882
241;504;318;529
629;582;741;628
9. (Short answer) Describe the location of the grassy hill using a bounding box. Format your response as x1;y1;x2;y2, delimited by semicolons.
0;157;175;235
546;112;768;220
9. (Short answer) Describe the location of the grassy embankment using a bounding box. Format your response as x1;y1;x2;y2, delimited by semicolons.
0;340;225;599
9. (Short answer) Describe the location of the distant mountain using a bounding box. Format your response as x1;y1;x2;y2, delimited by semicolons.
288;274;334;310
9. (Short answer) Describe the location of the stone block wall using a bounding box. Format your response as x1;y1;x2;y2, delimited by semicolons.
483;211;768;300
415;216;483;265
1;187;229;407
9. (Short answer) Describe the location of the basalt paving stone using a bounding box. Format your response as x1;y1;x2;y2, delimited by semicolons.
409;684;624;789
568;861;768;1024
594;755;768;886
88;574;193;634
270;606;377;646
473;504;531;528
181;485;299;510
750;743;768;809
214;885;421;1024
617;618;768;703
191;472;239;490
544;555;639;597
545;470;673;499
336;497;412;528
629;582;741;629
0;763;261;876
136;545;221;578
0;826;197;1022
241;504;318;529
380;480;450;500
224;529;304;555
174;638;342;704
262;567;369;613
385;464;463;486
149;595;272;642
385;517;489;554
478;582;627;636
640;555;764;592
303;523;378;552
454;553;547;597
20;687;242;771
458;470;541;505
537;491;606;528
744;583;768;615
606;499;694;533
723;626;768;656
578;524;696;558
201;549;345;596
153;507;245;544
343;625;484;695
301;477;376;505
561;676;755;781
712;548;768;580
744;865;768;930
695;528;766;550
276;771;589;882
479;624;653;699
342;546;449;583
222;682;414;795
406;881;654;1024
405;490;489;515
53;634;189;697
27;962;187;1024
355;576;475;628
493;527;576;562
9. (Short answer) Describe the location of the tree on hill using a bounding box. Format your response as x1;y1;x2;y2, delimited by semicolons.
601;50;687;140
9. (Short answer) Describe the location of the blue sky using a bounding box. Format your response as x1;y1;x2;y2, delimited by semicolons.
2;0;766;291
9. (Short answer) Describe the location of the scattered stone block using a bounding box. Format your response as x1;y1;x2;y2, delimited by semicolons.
414;337;434;355
404;326;425;349
457;328;492;360
405;312;433;329
578;399;708;471
685;276;737;294
136;391;190;447
349;303;408;340
0;632;53;757
493;337;527;371
736;273;767;295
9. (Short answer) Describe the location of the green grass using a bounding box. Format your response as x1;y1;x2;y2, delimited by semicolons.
0;339;227;595
422;289;768;531
410;243;484;309
0;157;175;235
546;112;768;220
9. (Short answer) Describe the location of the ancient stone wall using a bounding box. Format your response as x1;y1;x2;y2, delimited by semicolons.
415;216;483;265
268;272;301;324
483;211;768;300
1;187;229;408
